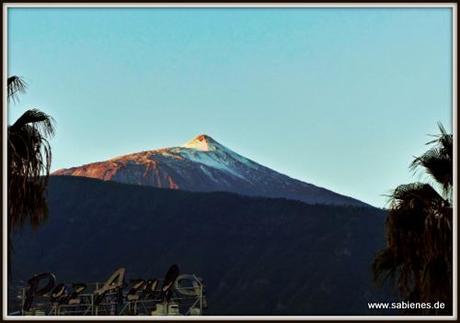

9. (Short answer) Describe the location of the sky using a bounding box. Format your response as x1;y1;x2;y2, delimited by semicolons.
7;7;453;207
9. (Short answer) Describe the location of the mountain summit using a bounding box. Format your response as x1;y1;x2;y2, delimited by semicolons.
182;134;221;151
53;134;368;207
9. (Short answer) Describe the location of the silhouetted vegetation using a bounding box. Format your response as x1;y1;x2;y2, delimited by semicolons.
7;76;55;275
373;123;453;315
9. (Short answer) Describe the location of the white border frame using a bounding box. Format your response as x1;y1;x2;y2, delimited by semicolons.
2;2;458;321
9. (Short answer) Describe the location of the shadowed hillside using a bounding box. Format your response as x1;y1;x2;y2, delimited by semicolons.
12;176;394;315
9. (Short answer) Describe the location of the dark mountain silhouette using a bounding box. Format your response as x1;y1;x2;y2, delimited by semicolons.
53;134;368;207
11;176;393;315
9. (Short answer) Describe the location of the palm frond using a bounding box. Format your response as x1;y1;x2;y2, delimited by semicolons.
8;108;55;231
10;109;55;137
7;76;27;102
373;248;399;287
410;123;453;196
391;182;447;210
7;76;55;277
373;124;453;314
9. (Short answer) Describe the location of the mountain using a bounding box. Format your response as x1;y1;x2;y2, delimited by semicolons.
53;134;368;207
11;176;393;315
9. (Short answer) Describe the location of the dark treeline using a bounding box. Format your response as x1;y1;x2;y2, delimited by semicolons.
12;176;392;315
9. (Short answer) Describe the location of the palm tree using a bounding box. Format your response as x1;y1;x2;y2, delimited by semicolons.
373;123;453;314
7;76;55;272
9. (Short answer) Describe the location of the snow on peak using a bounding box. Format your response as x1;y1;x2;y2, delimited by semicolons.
182;134;219;151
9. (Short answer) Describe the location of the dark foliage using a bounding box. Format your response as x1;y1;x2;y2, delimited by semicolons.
7;76;55;276
373;124;453;315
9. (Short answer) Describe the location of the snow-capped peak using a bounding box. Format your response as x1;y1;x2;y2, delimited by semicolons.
182;134;220;151
52;133;368;207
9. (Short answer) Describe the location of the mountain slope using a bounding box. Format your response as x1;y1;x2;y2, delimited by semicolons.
11;176;392;315
53;134;367;207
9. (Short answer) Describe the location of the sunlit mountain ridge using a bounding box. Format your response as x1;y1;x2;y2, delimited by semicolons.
53;134;368;207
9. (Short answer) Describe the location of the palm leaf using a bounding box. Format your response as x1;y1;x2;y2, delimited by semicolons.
411;123;453;195
7;76;27;102
8;109;55;231
10;109;55;137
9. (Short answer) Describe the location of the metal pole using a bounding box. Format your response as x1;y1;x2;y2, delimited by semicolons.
199;283;203;314
21;288;25;315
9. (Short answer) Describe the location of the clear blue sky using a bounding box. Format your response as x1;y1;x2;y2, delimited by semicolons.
8;7;453;207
